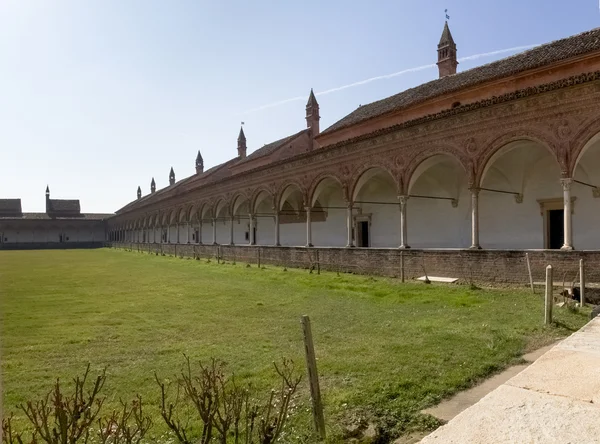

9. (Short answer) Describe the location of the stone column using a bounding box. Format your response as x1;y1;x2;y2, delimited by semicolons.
212;218;217;245
346;202;354;247
470;188;481;249
187;223;191;244
306;206;313;247
230;215;235;245
249;214;256;245
399;196;410;249
176;223;180;244
198;221;202;244
561;178;574;250
274;211;281;246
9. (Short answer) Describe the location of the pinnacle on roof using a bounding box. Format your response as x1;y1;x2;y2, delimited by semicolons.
151;177;156;185
438;21;455;46
169;166;174;176
45;185;50;194
238;126;246;141
196;150;203;163
306;88;319;107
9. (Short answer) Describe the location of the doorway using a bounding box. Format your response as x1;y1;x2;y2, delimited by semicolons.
357;220;370;247
547;209;564;249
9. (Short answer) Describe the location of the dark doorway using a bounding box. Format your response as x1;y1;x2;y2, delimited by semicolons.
357;221;370;247
548;209;564;249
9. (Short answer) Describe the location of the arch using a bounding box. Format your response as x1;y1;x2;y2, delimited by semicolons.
176;206;187;224
213;198;229;219
477;130;560;186
406;151;468;195
570;117;600;176
231;193;251;216
250;187;275;213
277;182;307;211
308;173;347;207
351;166;398;202
198;202;213;221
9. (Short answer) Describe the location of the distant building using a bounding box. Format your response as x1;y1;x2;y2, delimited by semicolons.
107;24;600;252
0;186;111;249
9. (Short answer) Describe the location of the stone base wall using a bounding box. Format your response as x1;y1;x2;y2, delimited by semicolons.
0;242;106;251
107;242;600;286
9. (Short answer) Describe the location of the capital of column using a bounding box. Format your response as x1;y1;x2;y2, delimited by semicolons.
561;178;573;191
398;195;409;205
468;187;480;197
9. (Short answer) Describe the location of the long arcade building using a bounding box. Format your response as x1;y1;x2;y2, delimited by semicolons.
107;24;600;255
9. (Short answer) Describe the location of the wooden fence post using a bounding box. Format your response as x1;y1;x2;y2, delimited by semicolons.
400;250;405;283
545;265;553;325
301;315;326;440
526;253;534;294
580;258;585;306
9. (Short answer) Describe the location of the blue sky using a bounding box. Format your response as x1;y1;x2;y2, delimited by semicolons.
1;0;598;213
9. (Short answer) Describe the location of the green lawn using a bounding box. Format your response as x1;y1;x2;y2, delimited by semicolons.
0;249;589;443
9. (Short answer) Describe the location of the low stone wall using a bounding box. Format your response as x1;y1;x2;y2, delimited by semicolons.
0;242;105;251
107;242;600;286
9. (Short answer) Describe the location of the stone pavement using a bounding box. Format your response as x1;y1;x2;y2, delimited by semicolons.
420;317;600;444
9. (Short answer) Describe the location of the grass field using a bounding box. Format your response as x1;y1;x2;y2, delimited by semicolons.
0;248;590;443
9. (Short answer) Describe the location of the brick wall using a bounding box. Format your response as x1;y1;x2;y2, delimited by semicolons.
107;242;600;286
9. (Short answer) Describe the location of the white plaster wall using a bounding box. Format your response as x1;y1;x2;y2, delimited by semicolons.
573;148;600;249
280;222;306;246
201;221;213;244
356;180;400;248
312;192;347;247
233;217;249;245
408;170;471;248
480;148;561;249
215;220;229;244
255;216;275;245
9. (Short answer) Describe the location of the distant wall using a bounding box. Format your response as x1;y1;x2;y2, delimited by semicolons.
107;242;600;286
0;242;105;250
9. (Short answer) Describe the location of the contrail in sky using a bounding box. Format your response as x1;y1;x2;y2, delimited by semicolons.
240;44;539;114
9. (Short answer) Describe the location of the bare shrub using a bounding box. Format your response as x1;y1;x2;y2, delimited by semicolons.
156;356;302;444
2;366;151;444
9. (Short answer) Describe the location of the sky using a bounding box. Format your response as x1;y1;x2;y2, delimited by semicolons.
1;0;599;213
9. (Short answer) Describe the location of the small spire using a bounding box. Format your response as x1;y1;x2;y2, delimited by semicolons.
306;88;320;136
169;167;175;186
306;88;318;107
45;185;50;195
437;20;458;78
196;150;204;174
237;126;247;159
151;177;156;193
439;21;455;46
137;186;142;200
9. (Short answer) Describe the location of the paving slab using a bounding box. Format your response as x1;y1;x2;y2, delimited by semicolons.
419;317;600;443
420;385;600;444
422;343;556;422
507;349;600;405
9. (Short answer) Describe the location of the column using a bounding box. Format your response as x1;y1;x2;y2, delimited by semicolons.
470;188;481;249
176;223;180;244
198;221;202;244
305;206;313;247
212;218;217;245
399;196;410;249
561;178;573;250
346;202;354;247
230;215;235;245
187;223;191;244
249;214;256;245
274;211;280;246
